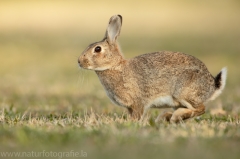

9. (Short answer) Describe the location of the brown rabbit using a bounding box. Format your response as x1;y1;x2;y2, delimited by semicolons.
78;15;227;122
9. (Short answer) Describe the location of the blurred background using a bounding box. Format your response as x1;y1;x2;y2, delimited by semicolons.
0;0;240;120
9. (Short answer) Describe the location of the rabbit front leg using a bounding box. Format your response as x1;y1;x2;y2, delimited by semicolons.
127;106;144;120
155;111;173;122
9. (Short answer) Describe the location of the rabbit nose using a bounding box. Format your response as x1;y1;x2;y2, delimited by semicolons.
78;58;80;64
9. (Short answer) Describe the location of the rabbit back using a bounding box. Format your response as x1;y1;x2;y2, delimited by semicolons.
124;51;216;107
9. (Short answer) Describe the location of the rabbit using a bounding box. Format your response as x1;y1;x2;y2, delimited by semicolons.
78;15;227;122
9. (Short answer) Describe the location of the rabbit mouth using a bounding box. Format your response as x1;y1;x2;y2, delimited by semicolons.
78;63;89;70
77;59;83;68
78;62;94;70
78;58;90;69
78;64;109;71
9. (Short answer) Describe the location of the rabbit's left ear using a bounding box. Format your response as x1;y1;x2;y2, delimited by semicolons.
105;15;122;44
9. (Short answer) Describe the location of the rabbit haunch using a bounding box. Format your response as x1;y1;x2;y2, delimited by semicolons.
78;15;227;121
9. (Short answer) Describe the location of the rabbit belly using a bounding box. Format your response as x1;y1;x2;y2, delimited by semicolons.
148;96;179;108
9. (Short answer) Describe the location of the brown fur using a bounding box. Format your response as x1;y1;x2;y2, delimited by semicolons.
78;15;227;122
170;104;205;123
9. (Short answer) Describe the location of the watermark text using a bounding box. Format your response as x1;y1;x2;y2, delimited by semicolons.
0;150;87;158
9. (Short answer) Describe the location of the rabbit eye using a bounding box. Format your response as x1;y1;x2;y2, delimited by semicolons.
94;46;102;53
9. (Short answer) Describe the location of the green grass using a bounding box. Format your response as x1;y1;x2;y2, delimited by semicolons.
0;1;240;159
0;108;240;159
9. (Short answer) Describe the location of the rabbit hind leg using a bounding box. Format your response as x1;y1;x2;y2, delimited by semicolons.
170;103;205;123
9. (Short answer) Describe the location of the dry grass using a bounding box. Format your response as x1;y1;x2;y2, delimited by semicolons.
0;107;240;159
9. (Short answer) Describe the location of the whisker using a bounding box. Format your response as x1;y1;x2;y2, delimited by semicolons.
85;69;90;87
77;68;85;89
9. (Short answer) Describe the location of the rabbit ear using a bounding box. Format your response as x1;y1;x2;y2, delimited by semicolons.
105;15;122;44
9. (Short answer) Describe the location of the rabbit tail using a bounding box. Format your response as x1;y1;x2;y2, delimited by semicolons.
209;67;227;101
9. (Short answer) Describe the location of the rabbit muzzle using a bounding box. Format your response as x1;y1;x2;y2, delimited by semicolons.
78;56;90;69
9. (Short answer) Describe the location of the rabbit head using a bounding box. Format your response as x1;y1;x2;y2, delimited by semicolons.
78;15;124;71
